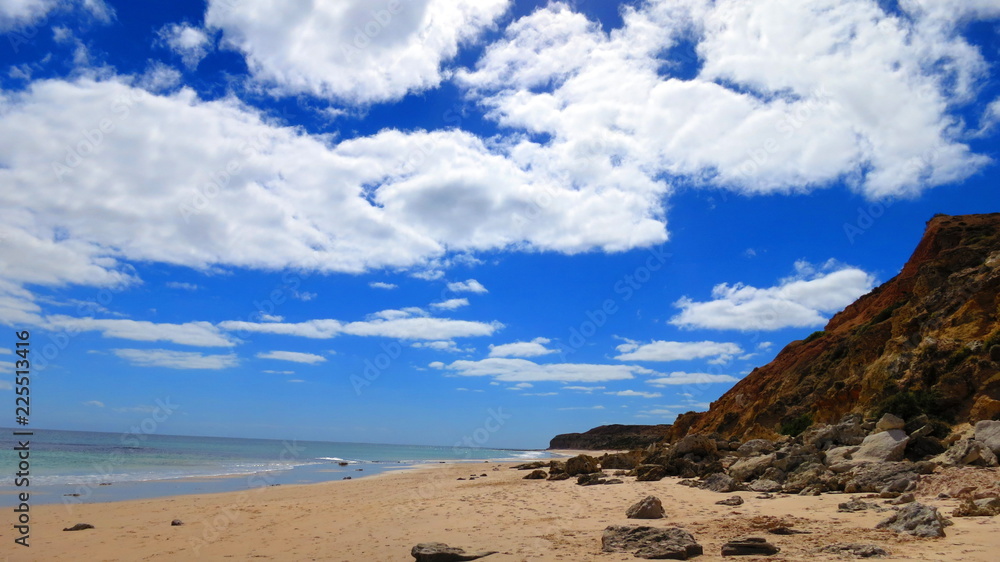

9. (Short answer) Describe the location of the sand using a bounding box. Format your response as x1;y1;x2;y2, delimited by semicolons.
4;460;999;561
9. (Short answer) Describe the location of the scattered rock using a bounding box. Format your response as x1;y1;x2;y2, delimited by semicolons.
817;543;889;558
767;526;810;535
952;497;1000;517
854;430;909;463
636;464;667;482
524;469;547;480
512;461;546;470
844;461;930;493
736;439;776;457
838;498;885;513
716;495;744;506
721;537;779;556
600;452;640;470
547;472;571;481
343;476;351;480
698;472;740;493
626;496;665;519
933;439;999;467
577;473;606;486
565;454;601;476
171;519;184;526
63;523;94;531
973;420;1000;456
890;493;915;505
728;454;776;482
754;493;775;500
802;416;867;450
604;478;624;485
875;413;905;432
748;479;782;493
63;493;80;497
411;542;498;562
875;502;949;538
601;525;703;560
672;434;718;458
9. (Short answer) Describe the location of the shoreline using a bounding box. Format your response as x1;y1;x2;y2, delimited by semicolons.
4;460;997;560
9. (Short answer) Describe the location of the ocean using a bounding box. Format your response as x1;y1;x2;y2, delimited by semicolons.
0;428;552;505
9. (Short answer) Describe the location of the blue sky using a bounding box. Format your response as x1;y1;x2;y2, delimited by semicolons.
1;0;999;449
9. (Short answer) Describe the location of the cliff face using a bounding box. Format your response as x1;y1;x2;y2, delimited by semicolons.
549;424;671;450
669;213;1000;442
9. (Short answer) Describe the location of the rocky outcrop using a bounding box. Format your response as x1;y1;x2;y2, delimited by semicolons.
626;496;665;519
667;213;1000;441
549;424;671;450
410;543;497;562
875;503;950;538
601;526;703;559
720;537;779;556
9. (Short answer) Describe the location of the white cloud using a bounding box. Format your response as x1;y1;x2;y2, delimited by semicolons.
459;0;993;199
256;350;327;364
113;348;238;370
637;408;675;417
605;390;662;398
614;339;742;362
670;260;875;331
262;369;295;375
158;23;212;68
562;385;605;393
259;314;283;322
0;0;113;32
205;0;510;104
82;400;104;407
166;281;199;291
447;279;488;294
220;309;500;341
0;78;668;307
369;281;398;290
488;337;557;358
287;379;305;383
558;405;605;411
523;392;557;396
46;316;236;347
647;372;740;386
0;348;10;354
436;357;649;383
411;340;472;353
430;297;469;310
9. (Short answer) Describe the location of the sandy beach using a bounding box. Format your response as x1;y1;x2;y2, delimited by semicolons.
4;456;998;561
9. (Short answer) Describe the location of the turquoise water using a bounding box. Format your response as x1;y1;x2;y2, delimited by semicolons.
0;428;551;505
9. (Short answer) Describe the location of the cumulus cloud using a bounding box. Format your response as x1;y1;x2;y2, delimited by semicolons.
447;279;488;294
646;372;740;386
614;339;742;362
0;78;667;306
488;337;558;358
458;0;993;199
157;23;212;68
433;357;650;383
46;317;236;347
82;400;104;407
670;260;875;331
430;297;469;310
205;0;510;104
605;390;662;398
113;348;238;369
220;308;500;341
256;350;327;364
411;340;472;353
0;0;113;32
369;281;398;290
